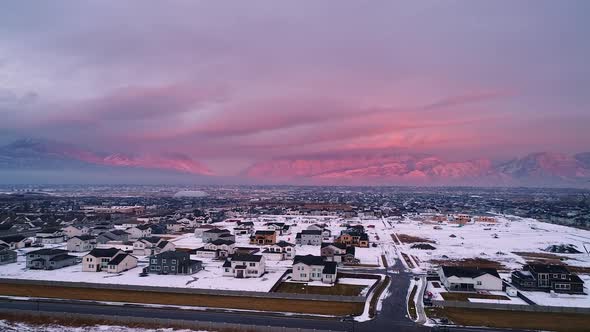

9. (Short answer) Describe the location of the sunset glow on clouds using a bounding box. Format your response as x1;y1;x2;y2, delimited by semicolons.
1;1;589;177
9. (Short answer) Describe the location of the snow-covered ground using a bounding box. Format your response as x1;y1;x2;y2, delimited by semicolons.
0;251;284;292
0;320;210;332
391;215;590;272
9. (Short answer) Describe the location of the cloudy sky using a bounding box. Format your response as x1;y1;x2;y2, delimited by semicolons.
1;1;589;175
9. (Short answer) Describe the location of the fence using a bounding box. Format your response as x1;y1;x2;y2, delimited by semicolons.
0;277;366;303
1;308;346;332
432;299;590;314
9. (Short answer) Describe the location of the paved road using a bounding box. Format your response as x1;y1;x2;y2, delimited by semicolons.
0;257;529;332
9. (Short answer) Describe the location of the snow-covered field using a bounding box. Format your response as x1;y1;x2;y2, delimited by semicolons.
0;320;210;332
392;215;590;272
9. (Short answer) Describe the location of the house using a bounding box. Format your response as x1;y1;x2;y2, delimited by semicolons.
165;221;184;233
250;230;277;245
203;239;236;258
126;224;152;240
296;230;322;246
0;235;29;249
35;228;65;244
67;235;97;252
261;241;295;261
96;230;129;244
438;266;502;291
234;221;254;235
202;228;232;243
265;222;290;235
26;248;77;270
291;255;337;284
194;225;218;238
82;248;125;272
307;224;331;239
335;227;369;248
62;225;90;238
321;243;357;264
155;239;175;254
106;253;138;273
511;264;585;294
148;251;202;275
132;237;161;256
222;254;266;278
0;247;17;265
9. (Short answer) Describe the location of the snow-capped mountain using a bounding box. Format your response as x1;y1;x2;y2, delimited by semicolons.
244;152;590;187
0;138;212;176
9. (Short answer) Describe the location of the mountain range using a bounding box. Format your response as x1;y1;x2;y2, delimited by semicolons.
0;138;212;176
0;138;589;187
244;152;590;188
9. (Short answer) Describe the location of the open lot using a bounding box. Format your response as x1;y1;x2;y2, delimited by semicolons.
391;215;590;274
440;292;509;301
275;282;365;296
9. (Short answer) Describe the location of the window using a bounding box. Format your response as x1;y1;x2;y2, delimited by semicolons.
553;274;558;279
476;281;482;285
561;274;567;280
151;259;157;264
171;266;176;271
301;273;307;278
150;266;155;271
249;262;256;267
225;268;230;272
172;259;177;264
162;259;166;263
156;266;161;271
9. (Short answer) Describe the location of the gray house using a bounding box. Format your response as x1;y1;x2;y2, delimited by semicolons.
26;248;78;270
296;230;322;245
147;251;202;275
202;228;233;243
96;230;129;244
0;247;17;265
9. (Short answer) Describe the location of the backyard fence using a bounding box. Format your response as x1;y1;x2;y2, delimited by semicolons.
0;277;366;303
432;299;590;314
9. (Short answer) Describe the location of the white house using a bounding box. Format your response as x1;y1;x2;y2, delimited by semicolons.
0;235;29;249
67;235;96;252
438;266;503;291
261;241;295;261
62;225;90;238
222;254;266;278
203;239;235;258
126;225;152;240
36;229;65;244
106;253;138;273
292;255;337;284
82;248;125;272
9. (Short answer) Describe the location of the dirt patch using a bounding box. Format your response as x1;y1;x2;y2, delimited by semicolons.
429;258;506;271
432;307;590;332
397;234;435;244
411;243;436;250
513;252;590;274
0;282;363;316
381;254;389;268
274;282;365;296
368;276;390;318
401;252;415;269
390;234;401;245
441;292;510;301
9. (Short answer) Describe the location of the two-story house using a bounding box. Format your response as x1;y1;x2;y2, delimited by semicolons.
261;241;295;261
148;251;202;275
222;254;266;278
26;248;77;270
62;225;90;238
203;239;236;258
67;235;97;252
82;248;126;272
512;264;585;293
295;230;322;246
291;255;337;284
126;224;152;240
35;228;65;245
96;230;129;244
202;228;233;243
0;235;29;249
320;242;357;264
250;230;277;245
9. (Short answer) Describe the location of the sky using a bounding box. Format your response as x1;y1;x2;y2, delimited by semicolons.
1;1;589;176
